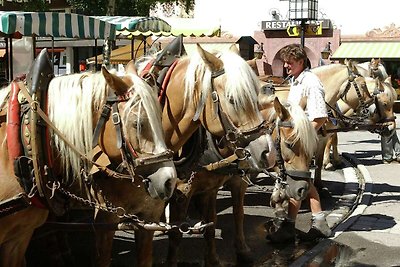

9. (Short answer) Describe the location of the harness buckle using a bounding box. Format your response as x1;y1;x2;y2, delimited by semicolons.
112;112;121;125
211;91;218;103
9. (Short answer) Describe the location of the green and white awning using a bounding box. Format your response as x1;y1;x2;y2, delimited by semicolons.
164;18;221;37
0;11;116;40
93;16;171;37
331;42;400;59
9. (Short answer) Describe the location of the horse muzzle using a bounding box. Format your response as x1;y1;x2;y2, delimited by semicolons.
285;176;310;201
142;161;177;201
240;134;277;172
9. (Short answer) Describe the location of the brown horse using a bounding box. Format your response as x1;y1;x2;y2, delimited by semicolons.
132;44;281;266
0;58;177;267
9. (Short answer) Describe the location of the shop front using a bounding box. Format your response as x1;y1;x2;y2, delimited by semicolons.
253;18;339;77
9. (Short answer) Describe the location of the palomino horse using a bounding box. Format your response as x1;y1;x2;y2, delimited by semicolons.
132;44;282;266
323;59;391;170
0;50;176;267
130;43;312;266
312;62;396;188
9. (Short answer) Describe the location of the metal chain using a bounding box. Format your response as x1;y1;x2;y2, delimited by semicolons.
57;186;145;224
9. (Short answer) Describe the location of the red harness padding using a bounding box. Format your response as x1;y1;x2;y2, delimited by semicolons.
6;81;46;209
159;60;179;103
7;81;22;160
140;60;179;104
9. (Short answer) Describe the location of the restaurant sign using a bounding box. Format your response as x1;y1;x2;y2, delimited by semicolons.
261;19;332;31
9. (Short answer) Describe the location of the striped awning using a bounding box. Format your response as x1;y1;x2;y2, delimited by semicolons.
183;43;236;55
93;16;171;37
164;18;221;37
0;12;116;40
331;42;400;59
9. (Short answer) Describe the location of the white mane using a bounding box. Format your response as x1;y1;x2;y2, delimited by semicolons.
47;71;165;183
183;50;262;120
267;101;318;159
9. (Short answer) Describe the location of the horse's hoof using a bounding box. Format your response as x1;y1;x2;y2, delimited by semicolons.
265;219;296;243
237;250;254;265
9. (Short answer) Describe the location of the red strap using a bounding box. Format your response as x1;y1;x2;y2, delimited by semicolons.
7;81;22;160
159;60;179;103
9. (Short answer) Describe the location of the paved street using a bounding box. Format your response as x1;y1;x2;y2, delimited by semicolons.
25;115;400;267
293;114;400;267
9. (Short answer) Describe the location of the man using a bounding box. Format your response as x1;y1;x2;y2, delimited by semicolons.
266;43;331;242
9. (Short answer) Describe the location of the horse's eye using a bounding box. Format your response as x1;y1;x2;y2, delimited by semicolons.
284;141;294;149
228;97;235;104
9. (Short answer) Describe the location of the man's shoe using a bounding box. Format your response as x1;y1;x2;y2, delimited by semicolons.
299;217;331;242
383;159;392;164
312;216;331;237
265;218;296;243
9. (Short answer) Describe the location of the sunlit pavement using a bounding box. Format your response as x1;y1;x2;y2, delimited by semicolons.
293;114;400;267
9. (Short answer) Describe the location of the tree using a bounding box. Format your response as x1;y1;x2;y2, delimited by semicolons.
20;0;50;11
67;0;194;16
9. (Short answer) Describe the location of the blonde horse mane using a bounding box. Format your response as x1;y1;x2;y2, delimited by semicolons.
265;101;318;159
183;49;262;120
47;71;165;184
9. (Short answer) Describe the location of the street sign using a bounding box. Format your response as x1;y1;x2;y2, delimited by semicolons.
286;24;322;37
306;23;322;35
287;25;300;36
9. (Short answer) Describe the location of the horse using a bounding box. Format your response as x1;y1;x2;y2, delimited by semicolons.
323;58;392;170
129;42;315;266
311;61;396;188
0;51;177;267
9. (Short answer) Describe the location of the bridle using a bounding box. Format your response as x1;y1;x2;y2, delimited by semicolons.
273;117;312;180
204;68;268;168
338;67;374;119
92;89;174;181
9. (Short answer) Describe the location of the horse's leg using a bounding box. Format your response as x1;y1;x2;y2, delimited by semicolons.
314;136;331;196
331;133;342;167
134;229;155;267
93;211;117;267
0;232;33;267
0;208;48;267
323;134;334;170
166;188;193;267
225;175;252;264
196;190;221;267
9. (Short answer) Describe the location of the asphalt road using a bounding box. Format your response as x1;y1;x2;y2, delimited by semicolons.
25;157;355;267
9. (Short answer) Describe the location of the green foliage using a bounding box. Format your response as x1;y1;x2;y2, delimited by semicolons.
21;0;50;11
67;0;194;16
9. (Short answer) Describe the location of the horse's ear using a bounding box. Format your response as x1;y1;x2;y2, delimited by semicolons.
102;66;130;95
125;60;138;76
196;43;224;72
229;44;240;55
385;76;392;85
274;97;290;121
